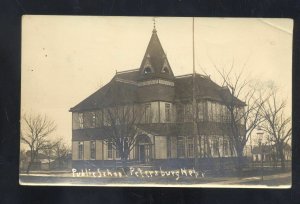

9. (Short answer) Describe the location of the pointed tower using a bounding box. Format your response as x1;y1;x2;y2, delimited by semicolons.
137;24;175;103
138;26;175;81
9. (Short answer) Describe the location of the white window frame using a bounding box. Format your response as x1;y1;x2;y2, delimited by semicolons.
177;136;185;158
165;103;171;122
107;141;113;160
78;113;84;129
145;103;151;123
78;141;84;160
90;141;96;160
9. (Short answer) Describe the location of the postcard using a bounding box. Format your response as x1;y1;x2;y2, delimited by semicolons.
20;16;292;187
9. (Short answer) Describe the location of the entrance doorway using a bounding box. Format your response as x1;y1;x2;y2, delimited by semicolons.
136;134;152;164
139;144;151;163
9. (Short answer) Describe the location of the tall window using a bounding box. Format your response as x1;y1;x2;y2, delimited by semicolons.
95;110;103;127
90;141;96;160
184;103;193;122
198;101;205;121
83;112;91;128
207;101;214;121
203;137;212;157
145;103;151;123
220;105;224;122
107;142;113;159
78;113;84;129
116;149;120;159
165;103;171;122
92;112;96;127
103;109;111;126
78;141;84;160
187;137;194;158
177;136;185;158
167;137;171;158
214;103;220;122
177;104;184;122
212;102;216;121
223;140;229;156
177;136;194;158
212;139;219;156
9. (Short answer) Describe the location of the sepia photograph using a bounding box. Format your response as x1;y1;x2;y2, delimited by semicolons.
19;16;293;188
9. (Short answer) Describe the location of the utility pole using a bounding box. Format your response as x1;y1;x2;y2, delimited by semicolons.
192;17;199;169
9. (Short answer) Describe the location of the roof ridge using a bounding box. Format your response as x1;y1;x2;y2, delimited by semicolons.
175;73;210;79
115;77;138;85
116;68;139;74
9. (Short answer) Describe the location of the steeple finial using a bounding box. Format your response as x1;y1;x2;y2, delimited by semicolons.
152;17;157;33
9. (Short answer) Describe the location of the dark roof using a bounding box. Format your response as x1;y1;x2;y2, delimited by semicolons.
115;69;139;82
175;74;221;100
70;72;245;112
174;74;245;105
138;29;175;81
70;78;138;112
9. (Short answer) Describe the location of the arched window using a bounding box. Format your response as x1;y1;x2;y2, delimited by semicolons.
162;67;169;74
144;67;152;74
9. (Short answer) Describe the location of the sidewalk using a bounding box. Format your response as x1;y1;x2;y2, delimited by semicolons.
20;170;72;177
20;170;291;186
207;172;291;186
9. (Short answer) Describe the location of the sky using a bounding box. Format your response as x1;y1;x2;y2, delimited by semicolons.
21;16;293;147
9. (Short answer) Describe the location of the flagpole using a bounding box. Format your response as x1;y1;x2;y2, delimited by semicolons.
192;17;198;169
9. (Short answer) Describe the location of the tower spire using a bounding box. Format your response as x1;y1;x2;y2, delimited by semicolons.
152;17;157;32
138;19;174;80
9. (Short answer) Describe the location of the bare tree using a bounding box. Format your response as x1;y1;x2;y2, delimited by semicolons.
260;88;291;170
41;141;58;170
53;139;71;169
214;65;266;174
19;148;27;171
21;113;56;173
103;103;147;166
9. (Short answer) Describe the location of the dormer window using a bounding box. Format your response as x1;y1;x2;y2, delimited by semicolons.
144;67;152;74
162;67;169;74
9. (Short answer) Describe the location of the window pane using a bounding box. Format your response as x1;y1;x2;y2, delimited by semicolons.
79;113;83;129
145;104;151;123
165;103;171;122
207;101;213;121
83;112;94;128
103;109;111;126
95;110;103;127
90;141;96;159
178;136;185;158
223;140;229;156
184;104;192;122
167;137;171;158
177;104;184;122
187;137;194;157
78;141;84;160
212;139;219;156
198;101;204;121
107;142;113;159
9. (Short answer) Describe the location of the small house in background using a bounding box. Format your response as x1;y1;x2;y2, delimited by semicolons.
20;151;55;171
69;25;246;170
251;144;291;162
252;145;274;162
243;145;253;158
